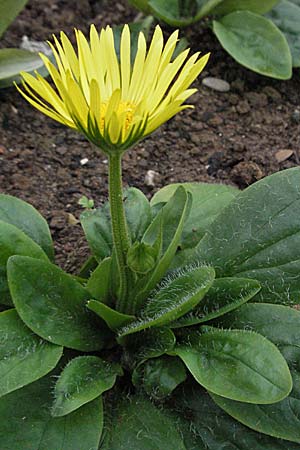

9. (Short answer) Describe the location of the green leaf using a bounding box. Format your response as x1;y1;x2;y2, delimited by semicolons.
119;265;215;337
267;0;300;67
171;277;261;327
52;356;122;417
0;48;46;88
211;303;300;443
0;194;54;260
101;393;186;450
212;0;279;15
175;327;292;403
81;204;112;261
213;11;292;79
127;242;156;274
0;220;48;306
148;0;224;26
124;188;152;242
151;182;238;249
7;256;111;351
191;168;300;305
87;300;135;330
132;186;192;310
132;356;186;399
0;371;103;450
123;327;176;364
211;393;300;443
175;383;300;449
86;257;111;304
0;309;62;398
0;0;28;38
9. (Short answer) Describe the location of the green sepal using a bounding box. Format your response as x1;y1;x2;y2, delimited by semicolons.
52;356;122;417
7;256;112;351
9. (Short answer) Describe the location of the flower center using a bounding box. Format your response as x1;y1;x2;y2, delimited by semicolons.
100;101;136;134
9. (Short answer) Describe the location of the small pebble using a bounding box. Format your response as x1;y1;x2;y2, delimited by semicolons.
202;77;230;92
291;109;300;124
80;157;89;165
275;149;294;163
145;170;161;187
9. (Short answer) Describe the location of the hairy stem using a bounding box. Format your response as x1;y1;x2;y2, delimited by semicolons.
108;152;131;313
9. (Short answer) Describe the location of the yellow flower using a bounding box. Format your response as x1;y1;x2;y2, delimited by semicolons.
17;24;209;153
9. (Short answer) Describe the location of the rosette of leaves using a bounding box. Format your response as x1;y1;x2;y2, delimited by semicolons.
129;0;300;79
2;167;300;448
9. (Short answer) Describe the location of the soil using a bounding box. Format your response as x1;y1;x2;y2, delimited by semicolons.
1;0;300;272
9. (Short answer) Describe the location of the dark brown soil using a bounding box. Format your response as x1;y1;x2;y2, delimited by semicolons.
1;0;300;271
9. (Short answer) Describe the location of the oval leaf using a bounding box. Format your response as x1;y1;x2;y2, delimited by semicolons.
119;265;215;337
7;256;111;351
0;0;28;38
212;0;279;15
267;0;300;67
191;168;300;305
0;220;48;306
101;393;186;450
151;182;238;249
0;194;54;260
52;356;122;417
175;384;299;449
0;371;103;450
171;277;260;328
0;309;62;398
175;327;292;404
86;257;111;304
213;11;292;79
0;48;46;88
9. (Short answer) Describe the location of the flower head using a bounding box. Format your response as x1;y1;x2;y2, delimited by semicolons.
17;24;209;153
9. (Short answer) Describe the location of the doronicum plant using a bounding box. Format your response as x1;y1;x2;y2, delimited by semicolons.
1;23;300;449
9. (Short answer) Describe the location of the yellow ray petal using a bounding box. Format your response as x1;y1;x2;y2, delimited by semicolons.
120;24;131;99
60;31;80;80
128;31;147;100
104;26;120;91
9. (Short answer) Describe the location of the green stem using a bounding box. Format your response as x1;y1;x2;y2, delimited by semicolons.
108;152;131;312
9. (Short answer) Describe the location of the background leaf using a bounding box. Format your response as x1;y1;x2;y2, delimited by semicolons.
267;0;300;67
0;220;48;306
151;182;238;249
213;11;292;79
0;48;47;88
0;0;28;38
0;309;62;398
8;256;111;351
0;194;54;260
212;0;279;15
0;371;103;450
